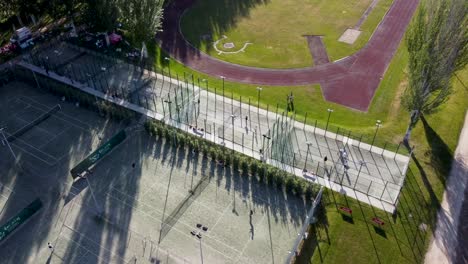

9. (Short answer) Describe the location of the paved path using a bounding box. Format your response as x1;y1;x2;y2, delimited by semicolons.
159;0;419;111
425;112;468;264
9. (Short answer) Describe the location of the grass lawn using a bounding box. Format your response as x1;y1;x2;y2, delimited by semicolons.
180;0;394;68
150;34;468;262
152;40;409;150
297;66;468;263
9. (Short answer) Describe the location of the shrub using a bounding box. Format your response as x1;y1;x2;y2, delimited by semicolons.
250;159;258;176
232;154;240;169
240;157;249;173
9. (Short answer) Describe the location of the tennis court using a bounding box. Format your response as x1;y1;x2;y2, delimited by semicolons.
0;82;124;167
63;129;311;264
0;80;311;263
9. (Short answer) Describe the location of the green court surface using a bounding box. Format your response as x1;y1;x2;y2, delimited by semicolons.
0;81;312;263
78;130;311;263
180;0;394;68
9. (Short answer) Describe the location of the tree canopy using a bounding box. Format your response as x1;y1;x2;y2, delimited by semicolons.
403;0;467;117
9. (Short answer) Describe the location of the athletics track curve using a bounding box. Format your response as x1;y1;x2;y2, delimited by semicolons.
159;0;419;111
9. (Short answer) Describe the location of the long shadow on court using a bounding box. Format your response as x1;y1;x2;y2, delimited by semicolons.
0;81;128;264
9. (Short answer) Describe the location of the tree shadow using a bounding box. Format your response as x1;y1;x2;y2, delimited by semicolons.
159;0;269;63
0;80;130;264
420;115;452;187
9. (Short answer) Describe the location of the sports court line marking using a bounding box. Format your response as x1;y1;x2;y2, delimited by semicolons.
103;192;239;260
13;115;56;138
19;96;93;131
37;126;70;149
235;212;268;263
9;141;57;166
206;200;233;236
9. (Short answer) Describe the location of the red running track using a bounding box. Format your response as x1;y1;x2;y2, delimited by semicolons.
159;0;419;111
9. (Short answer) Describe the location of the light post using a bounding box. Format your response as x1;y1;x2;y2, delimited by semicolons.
221;76;225;124
164;57;171;79
0;128;17;160
256;87;262;117
261;133;271;158
202;79;209;119
231;114;236;149
354;160;366;189
164;98;172;119
303;141;312;172
325;108;333;132
370;120;382;151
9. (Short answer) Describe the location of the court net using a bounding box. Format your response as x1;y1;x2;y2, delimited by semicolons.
159;174;210;242
5;104;61;143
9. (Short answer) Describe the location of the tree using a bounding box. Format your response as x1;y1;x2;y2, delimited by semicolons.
402;0;467;142
84;0;120;32
118;0;164;43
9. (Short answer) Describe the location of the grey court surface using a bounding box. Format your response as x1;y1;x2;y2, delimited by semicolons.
0;82;309;263
21;40;410;211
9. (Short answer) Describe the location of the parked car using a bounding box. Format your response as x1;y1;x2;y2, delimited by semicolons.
10;27;34;49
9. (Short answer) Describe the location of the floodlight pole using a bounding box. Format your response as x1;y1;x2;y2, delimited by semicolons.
0;128;17;160
164;57;171;80
354;160;366;189
304;142;312;171
221;76;225;125
370;120;382;152
256;87;262;117
231;115;236;150
202;79;209;120
325;108;333;133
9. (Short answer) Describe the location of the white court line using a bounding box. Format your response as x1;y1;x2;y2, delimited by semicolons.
207;200;233;236
14;115;56;138
103;192;239;260
8;141;57;166
235;212;268;264
18;96;93;131
37;126;70;149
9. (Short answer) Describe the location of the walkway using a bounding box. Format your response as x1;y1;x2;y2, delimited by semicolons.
425;112;468;264
159;0;419;111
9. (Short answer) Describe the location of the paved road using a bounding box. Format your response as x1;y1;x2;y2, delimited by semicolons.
425;112;468;264
159;0;419;111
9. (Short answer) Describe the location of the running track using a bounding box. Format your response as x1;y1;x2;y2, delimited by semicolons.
159;0;419;111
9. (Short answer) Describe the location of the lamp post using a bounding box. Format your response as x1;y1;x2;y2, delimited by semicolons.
262;133;271;156
256;87;262;117
325;108;333;132
221;76;225;124
202;79;209;119
164;57;171;79
164;98;172;119
304;141;312;172
354;160;366;189
370;120;382;151
231;114;236;149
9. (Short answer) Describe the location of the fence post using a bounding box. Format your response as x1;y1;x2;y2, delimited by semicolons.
394;141;401;160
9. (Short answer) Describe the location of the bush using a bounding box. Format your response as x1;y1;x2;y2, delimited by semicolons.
240;157;249;173
250;160;258;176
143;120;318;200
232;154;240;169
285;177;295;194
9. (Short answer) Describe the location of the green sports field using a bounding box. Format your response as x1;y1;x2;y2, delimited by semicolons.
180;0;394;68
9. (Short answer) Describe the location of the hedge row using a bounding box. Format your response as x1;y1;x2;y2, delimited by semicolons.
145;120;319;200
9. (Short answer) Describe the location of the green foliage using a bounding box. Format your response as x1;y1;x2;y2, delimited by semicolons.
144;120;318;199
404;0;467;118
118;0;164;43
